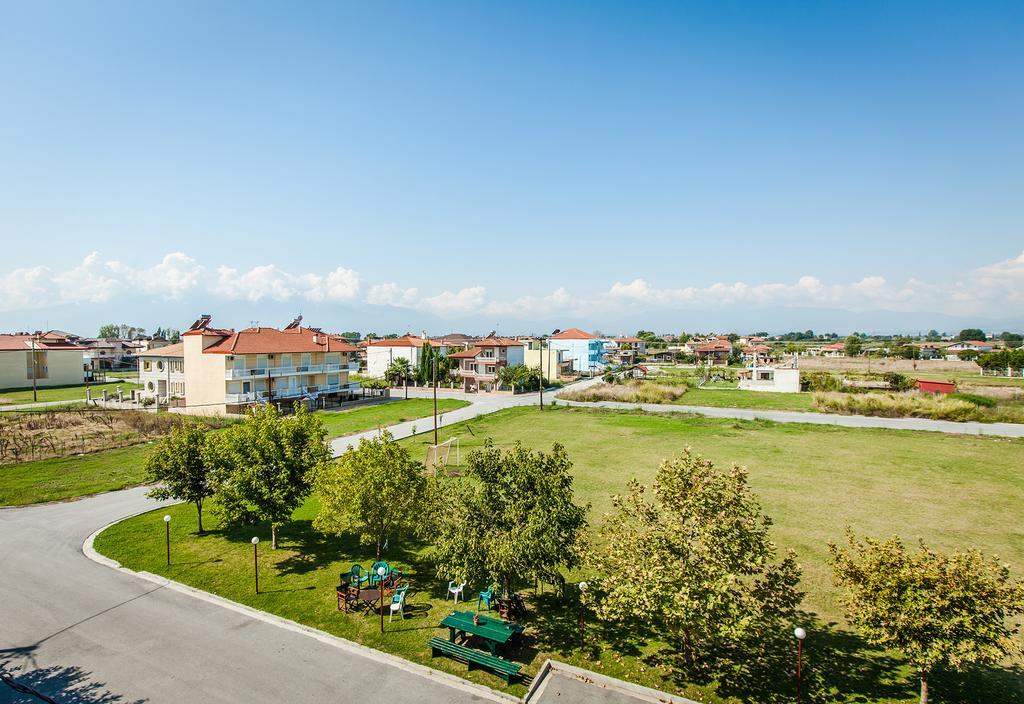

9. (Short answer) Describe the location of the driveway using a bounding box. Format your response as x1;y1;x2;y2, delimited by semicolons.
0;487;508;703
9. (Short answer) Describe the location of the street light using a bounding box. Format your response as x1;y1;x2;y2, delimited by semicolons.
163;515;171;566
377;566;387;634
578;581;588;648
251;537;260;594
794;626;807;703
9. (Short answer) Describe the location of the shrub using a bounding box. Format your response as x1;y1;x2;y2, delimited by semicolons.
801;371;843;392
559;380;688;404
883;372;915;392
812;392;981;422
949;392;997;408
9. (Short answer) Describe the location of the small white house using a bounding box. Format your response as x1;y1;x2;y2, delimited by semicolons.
364;335;450;378
138;342;186;402
737;367;801;393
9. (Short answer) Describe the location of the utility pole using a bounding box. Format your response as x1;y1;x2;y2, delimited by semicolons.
31;334;39;403
539;337;544;412
432;358;438;446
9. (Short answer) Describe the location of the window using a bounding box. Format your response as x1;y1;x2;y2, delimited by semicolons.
143;361;152;371
157;361;164;371
25;350;48;379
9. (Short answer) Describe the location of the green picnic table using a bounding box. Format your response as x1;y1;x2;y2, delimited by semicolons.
439;610;524;656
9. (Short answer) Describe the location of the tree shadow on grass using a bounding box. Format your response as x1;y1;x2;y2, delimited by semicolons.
1;658;146;703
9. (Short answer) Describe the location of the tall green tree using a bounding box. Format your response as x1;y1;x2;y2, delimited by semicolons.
98;323;119;338
432;440;588;593
313;432;428;558
207;404;330;548
958;328;986;341
145;420;215;533
830;531;1024;704
417;342;435;384
844;335;863;357
588;448;802;676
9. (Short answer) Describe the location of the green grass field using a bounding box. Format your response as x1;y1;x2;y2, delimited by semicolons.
0;381;141;406
317;398;468;438
675;387;815;411
96;406;1024;702
0;398;468;507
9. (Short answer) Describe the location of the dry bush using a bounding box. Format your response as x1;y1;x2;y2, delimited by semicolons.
559;380;688;404
813;392;983;422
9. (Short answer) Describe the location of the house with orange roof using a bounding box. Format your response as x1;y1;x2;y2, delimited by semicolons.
182;315;360;415
547;327;608;374
364;334;452;379
447;335;525;392
694;341;733;366
0;332;85;390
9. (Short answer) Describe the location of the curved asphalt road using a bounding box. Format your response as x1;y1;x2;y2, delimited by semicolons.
0;486;507;704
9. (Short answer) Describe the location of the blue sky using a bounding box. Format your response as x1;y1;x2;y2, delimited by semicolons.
1;1;1022;335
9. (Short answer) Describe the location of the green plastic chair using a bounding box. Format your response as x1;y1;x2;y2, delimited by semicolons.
348;564;368;586
477;588;497;611
369;561;390;586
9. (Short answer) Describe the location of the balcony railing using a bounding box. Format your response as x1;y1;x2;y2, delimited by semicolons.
225;361;351;380
225;382;361;405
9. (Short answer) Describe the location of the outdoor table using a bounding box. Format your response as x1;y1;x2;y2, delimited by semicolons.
359;588;382;612
439;610;524;656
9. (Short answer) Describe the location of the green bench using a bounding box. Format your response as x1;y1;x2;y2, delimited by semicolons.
427;636;521;684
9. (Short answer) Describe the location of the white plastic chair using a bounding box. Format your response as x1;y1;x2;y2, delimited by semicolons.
389;591;406;622
447;581;466;603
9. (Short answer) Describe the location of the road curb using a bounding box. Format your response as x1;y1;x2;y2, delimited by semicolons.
82;514;518;704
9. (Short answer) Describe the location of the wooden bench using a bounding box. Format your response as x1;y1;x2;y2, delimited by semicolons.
427;637;521;684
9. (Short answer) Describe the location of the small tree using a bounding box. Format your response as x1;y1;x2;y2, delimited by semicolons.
589;448;802;675
958;328;986;342
432;440;588;593
313;432;428;558
830;531;1024;704
207;404;330;548
844;335;863;357
385;358;411;387
98;323;119;338
145;419;214;533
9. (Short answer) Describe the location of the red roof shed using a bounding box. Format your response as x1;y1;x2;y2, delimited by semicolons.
916;379;956;394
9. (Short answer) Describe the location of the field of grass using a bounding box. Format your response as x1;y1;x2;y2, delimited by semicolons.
0;443;154;506
0;381;141;406
97;406;1024;702
676;387;815;411
0;399;467;506
316;398;468;438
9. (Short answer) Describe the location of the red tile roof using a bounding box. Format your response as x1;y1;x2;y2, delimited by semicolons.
0;334;82;351
613;337;644;343
365;336;438;348
201;326;359;354
822;342;846;350
138;342;185;358
448;347;484;359
696;342;732;352
475;337;524;347
550;327;599;340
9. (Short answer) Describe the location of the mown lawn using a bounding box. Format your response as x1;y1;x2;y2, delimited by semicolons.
316;398;468;438
0;399;466;506
0;381;141;406
97;406;1024;703
675;386;815;411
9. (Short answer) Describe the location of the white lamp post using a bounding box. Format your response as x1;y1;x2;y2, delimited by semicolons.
794;627;807;703
578;581;588;648
251;537;260;594
163;515;171;565
377;566;388;633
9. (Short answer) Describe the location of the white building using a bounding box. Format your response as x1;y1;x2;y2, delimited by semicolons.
737;367;801;393
364;336;450;378
138;342;186;403
448;337;525;392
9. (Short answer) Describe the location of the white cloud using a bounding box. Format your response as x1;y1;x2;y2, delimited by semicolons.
2;249;1024;326
421;287;487;315
366;282;419;307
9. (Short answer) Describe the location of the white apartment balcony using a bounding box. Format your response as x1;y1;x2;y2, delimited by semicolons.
224;361;355;380
225;382;361;405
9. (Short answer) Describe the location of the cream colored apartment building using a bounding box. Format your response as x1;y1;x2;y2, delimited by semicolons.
182;316;360;415
0;334;84;390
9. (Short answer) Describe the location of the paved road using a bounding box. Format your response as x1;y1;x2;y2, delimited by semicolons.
0;487;508;704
